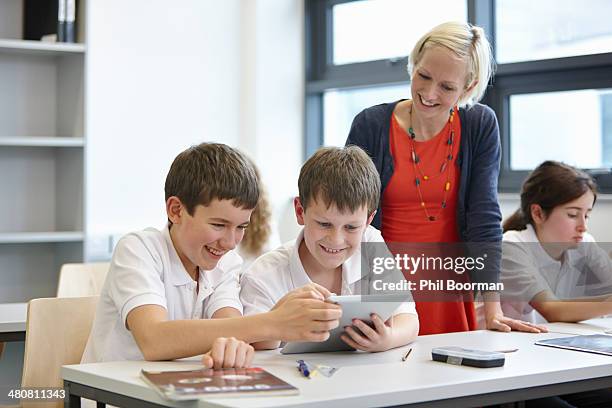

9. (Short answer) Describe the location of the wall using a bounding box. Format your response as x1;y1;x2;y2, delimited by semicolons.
239;0;304;243
85;0;305;258
85;0;243;259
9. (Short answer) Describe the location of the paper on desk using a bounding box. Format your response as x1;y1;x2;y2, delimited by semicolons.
579;317;612;333
545;322;609;336
269;350;400;368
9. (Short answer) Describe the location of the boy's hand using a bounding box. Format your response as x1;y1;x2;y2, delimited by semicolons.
340;313;394;352
272;282;333;311
201;337;254;369
270;291;342;342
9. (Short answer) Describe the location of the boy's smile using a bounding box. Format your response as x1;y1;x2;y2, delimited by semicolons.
319;243;347;254
168;198;253;276
294;196;373;276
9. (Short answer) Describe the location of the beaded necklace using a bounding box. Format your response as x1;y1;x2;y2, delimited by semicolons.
407;104;456;222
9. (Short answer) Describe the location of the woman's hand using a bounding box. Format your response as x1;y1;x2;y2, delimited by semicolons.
340;313;395;352
484;301;548;333
201;337;255;369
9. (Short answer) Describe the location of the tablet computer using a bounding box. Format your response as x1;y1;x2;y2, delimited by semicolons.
535;334;612;356
280;294;409;354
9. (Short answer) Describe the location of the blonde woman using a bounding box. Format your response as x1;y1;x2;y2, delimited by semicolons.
346;21;542;335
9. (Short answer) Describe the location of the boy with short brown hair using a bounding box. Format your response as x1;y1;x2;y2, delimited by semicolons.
241;145;418;351
82;143;341;366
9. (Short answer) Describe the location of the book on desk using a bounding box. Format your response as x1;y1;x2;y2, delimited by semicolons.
141;367;299;400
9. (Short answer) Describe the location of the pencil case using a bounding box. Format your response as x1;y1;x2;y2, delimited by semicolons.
431;346;505;368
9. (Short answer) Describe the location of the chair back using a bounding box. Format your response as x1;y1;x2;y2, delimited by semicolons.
56;262;110;297
21;296;98;408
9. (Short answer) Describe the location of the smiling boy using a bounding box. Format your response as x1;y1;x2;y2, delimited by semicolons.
240;146;418;351
82;143;341;366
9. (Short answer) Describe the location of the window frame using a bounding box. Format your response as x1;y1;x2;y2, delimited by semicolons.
305;0;612;193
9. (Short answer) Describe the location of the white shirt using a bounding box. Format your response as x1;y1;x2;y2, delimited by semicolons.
501;224;612;323
240;225;417;317
81;225;243;362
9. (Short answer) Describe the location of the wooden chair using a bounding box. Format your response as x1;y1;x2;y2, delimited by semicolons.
56;263;110;297
20;297;98;408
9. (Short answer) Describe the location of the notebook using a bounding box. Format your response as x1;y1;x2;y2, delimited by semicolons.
141;367;299;401
535;334;612;356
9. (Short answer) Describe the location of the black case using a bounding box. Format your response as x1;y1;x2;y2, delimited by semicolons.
431;346;505;368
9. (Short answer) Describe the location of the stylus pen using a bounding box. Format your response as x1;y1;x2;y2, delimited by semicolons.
402;348;413;361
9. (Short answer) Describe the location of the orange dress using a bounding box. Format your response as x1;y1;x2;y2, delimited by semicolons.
382;109;477;335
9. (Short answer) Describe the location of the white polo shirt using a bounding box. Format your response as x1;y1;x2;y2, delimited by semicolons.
501;224;612;323
240;226;417;317
81;225;243;363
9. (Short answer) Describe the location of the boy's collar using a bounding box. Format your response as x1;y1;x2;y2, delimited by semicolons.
163;224;204;287
288;230;312;288
342;247;363;285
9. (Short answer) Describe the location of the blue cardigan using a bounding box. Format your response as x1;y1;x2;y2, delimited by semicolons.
346;100;502;282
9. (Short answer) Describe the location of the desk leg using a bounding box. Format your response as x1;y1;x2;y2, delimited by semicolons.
65;382;81;408
67;393;81;408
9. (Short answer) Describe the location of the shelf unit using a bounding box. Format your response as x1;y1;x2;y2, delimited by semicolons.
0;136;84;147
0;1;86;303
0;232;85;244
0;38;86;55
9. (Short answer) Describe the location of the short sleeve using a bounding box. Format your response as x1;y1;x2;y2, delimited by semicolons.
108;234;168;326
393;300;418;317
583;240;612;295
240;273;277;316
500;242;548;303
204;257;243;317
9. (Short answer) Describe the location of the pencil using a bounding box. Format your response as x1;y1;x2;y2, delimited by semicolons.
402;348;412;361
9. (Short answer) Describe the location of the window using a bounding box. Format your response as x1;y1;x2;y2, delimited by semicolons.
306;0;612;192
509;89;612;170
323;83;409;146
332;0;466;65
496;0;612;64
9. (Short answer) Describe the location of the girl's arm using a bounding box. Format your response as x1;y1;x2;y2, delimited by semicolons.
531;290;612;322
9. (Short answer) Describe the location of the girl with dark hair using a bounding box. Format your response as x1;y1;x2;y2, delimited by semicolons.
501;161;612;324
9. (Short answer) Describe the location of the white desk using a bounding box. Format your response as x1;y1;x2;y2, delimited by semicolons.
0;302;27;342
63;322;612;408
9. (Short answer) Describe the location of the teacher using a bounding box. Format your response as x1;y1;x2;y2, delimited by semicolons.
346;21;542;335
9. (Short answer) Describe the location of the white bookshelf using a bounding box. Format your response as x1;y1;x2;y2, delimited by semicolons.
0;136;84;147
0;0;86;303
0;38;85;56
0;232;84;244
